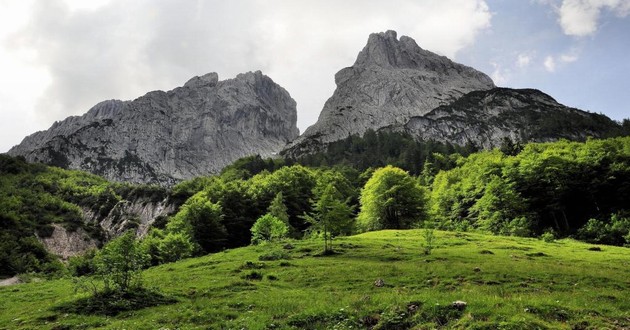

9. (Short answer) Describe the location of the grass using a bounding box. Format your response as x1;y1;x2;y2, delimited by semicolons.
1;229;630;329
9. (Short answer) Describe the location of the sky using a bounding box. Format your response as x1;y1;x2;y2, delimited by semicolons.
1;0;629;153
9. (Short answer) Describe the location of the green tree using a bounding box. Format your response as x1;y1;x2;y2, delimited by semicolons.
167;192;226;253
268;192;290;226
305;183;355;253
95;231;148;293
250;214;289;244
357;166;427;232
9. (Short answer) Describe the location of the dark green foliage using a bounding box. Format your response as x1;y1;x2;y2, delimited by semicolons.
220;154;291;180
53;287;176;316
577;213;630;245
167;192;226;253
68;249;98;277
304;183;355;252
293;130;476;175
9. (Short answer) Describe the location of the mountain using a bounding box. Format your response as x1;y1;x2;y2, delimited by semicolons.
283;30;495;156
8;71;299;186
391;88;625;148
283;30;624;157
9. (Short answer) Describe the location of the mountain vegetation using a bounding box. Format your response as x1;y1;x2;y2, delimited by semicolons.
2;136;630;279
2;230;630;329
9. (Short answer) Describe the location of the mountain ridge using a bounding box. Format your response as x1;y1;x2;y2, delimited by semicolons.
283;30;624;158
8;71;299;186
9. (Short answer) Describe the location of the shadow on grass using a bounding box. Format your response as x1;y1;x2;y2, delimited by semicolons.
53;287;177;316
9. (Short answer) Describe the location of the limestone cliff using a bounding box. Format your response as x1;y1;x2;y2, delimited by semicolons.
284;30;495;156
9;71;299;186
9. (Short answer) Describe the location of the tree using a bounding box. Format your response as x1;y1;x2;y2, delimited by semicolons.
250;214;289;244
268;192;290;226
357;166;427;232
167;192;226;253
95;231;148;293
305;183;355;253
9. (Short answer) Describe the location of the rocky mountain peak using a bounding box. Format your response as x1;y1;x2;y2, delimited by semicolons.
284;30;496;156
184;72;219;88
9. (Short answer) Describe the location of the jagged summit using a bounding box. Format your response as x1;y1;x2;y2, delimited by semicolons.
9;71;299;186
284;30;496;156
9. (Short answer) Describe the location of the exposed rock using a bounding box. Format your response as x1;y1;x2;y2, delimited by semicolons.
82;196;176;240
374;278;385;287
38;224;98;260
284;30;495;156
8;71;299;186
452;300;467;311
393;88;623;149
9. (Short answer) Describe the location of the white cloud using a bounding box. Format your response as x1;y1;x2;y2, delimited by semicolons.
557;0;630;37
544;55;556;72
0;0;493;152
560;53;579;62
516;54;532;68
490;62;509;85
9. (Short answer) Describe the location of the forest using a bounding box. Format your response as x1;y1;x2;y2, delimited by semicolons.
1;135;629;278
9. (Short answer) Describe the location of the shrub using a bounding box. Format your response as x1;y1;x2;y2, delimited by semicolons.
251;214;288;244
95;231;148;293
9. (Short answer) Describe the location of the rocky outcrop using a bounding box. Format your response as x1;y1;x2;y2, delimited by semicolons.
37;196;176;259
283;30;495;156
9;71;299;186
82;196;176;240
392;88;624;148
38;224;98;260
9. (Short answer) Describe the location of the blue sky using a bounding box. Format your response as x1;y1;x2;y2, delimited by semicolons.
0;0;628;152
461;0;630;120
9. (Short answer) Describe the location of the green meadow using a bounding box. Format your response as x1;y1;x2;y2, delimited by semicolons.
1;229;629;329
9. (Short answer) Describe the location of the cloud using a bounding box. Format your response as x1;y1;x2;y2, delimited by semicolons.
1;0;492;152
544;55;556;72
516;54;532;68
543;49;580;73
557;0;630;37
560;53;579;62
490;62;509;85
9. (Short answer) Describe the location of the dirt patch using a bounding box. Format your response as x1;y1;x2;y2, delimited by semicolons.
0;276;21;286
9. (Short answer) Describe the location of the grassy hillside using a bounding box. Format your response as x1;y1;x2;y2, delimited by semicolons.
1;230;629;329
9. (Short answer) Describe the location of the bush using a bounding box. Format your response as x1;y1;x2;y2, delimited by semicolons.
540;229;556;243
251;214;288;244
577;214;630;246
95;231;148;293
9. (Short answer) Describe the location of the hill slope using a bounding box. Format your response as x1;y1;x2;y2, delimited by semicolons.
2;230;629;329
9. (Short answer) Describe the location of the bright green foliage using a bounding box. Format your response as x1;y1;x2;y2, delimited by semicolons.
430;137;630;240
141;229;194;265
250;214;288;244
305;183;355;252
95;231;148;293
357;166;427;232
167;192;226;253
422;227;436;255
267;192;290;226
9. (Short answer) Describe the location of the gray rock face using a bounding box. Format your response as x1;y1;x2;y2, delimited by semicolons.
9;71;299;185
393;88;623;148
284;30;495;156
